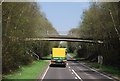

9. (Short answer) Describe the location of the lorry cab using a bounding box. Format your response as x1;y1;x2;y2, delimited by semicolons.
50;48;67;67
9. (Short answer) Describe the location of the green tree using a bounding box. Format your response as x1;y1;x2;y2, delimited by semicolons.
2;2;59;74
78;2;120;67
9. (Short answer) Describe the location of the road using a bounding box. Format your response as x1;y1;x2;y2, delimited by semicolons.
39;54;117;81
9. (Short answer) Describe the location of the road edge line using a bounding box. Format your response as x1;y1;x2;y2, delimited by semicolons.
68;54;115;80
72;69;83;81
41;63;50;81
80;63;114;80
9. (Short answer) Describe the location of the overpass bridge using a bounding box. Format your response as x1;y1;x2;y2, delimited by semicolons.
25;35;103;44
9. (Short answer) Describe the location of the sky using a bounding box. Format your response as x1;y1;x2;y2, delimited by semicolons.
38;2;90;34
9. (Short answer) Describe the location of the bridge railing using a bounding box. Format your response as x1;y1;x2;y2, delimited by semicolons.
46;31;80;37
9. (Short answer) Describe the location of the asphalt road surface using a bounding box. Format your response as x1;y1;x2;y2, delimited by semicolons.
39;54;117;81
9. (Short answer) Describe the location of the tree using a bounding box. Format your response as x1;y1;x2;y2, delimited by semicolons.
77;2;120;66
2;2;59;74
67;28;79;53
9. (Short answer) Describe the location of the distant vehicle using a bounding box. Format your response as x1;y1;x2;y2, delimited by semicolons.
50;48;67;67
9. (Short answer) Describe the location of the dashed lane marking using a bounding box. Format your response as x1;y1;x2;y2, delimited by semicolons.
72;69;83;81
67;63;68;65
75;77;78;79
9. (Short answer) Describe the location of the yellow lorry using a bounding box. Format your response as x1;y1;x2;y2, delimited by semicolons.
50;48;67;67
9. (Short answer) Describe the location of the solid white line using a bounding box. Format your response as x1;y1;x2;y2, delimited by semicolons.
80;63;114;80
41;64;50;81
75;77;78;79
72;69;83;81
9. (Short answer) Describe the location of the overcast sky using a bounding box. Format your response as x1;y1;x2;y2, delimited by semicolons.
38;2;90;34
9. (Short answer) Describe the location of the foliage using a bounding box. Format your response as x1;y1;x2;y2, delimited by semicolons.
4;60;49;79
67;28;79;53
2;2;58;74
87;62;120;76
68;2;120;67
60;42;67;48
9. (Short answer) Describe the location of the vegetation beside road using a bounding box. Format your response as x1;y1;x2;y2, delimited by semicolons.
69;53;120;78
2;2;59;74
68;2;120;68
69;53;85;60
4;60;49;79
42;55;51;59
86;62;120;77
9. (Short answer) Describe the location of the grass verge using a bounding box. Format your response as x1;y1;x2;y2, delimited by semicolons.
68;53;76;57
42;55;51;59
69;53;85;60
4;60;49;80
86;62;120;77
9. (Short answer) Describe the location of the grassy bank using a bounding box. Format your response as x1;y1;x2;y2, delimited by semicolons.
69;53;76;57
4;60;49;79
86;62;120;77
42;55;51;59
69;53;85;60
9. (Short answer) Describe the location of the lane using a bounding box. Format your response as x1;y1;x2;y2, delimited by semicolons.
67;54;116;81
42;65;76;79
40;54;117;81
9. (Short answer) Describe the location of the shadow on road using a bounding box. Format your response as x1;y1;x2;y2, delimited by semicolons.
49;64;66;68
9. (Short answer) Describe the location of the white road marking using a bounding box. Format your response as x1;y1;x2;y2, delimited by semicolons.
80;63;114;80
73;63;93;76
41;64;50;81
69;66;71;68
72;69;83;81
68;54;114;80
75;77;78;79
67;63;68;65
